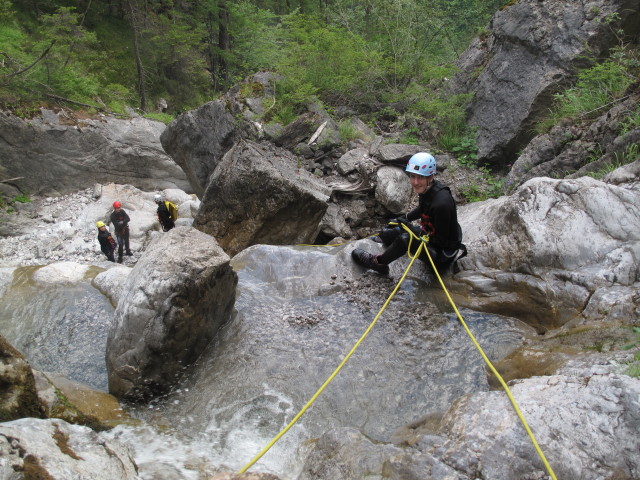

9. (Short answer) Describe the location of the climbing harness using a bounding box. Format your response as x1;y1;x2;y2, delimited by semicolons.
238;224;558;480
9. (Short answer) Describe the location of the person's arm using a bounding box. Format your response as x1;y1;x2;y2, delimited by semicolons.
405;206;421;222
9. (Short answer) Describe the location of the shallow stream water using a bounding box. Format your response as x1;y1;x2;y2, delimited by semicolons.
0;244;537;479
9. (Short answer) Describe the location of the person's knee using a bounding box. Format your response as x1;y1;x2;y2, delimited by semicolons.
379;226;401;245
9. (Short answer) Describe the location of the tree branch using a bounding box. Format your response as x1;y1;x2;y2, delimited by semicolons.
4;40;56;80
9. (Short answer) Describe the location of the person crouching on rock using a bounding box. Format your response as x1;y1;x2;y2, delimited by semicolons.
351;152;466;276
96;221;117;262
110;200;132;263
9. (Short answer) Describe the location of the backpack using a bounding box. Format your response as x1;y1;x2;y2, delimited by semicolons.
165;201;178;221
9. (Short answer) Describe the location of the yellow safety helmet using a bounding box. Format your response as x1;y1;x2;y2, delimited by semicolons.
96;221;106;228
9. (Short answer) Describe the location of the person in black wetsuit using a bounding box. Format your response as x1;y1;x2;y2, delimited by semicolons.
110;200;132;263
154;194;175;232
96;221;117;262
352;152;465;275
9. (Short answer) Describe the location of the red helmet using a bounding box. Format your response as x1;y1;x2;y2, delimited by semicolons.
113;201;122;208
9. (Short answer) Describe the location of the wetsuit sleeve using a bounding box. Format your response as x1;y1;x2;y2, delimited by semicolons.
405;206;421;222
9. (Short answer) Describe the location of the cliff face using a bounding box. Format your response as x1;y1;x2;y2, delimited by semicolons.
0;111;191;197
450;0;640;168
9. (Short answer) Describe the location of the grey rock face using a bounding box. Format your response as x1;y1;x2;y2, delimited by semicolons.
376;143;425;165
160;100;240;198
505;95;640;189
452;176;640;329
0;418;140;479
193;140;330;257
451;0;639;165
335;148;373;176
0;335;44;421
298;353;640;480
0;111;191;196
106;226;237;400
273;112;327;150
437;359;640;480
375;166;412;214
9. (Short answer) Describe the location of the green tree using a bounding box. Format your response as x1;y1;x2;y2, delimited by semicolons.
37;7;101;99
0;0;15;23
276;13;385;106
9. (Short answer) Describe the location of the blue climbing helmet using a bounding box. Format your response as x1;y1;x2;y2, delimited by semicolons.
406;152;436;176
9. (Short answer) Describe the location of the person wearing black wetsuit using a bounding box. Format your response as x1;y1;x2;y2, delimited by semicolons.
110;201;132;263
154;194;175;232
352;152;464;275
96;221;117;262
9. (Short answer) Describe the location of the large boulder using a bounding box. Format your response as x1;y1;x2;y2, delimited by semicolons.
160;100;241;198
193;140;331;257
375;166;412;215
450;0;639;166
160;73;289;198
106;226;237;401
0;110;191;196
273;105;341;155
451;176;640;330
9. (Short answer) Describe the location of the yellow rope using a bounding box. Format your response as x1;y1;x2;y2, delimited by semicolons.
418;229;558;480
237;242;426;473
240;224;558;479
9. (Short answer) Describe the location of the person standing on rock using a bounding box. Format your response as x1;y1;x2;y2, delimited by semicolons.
110;201;132;263
154;194;176;232
96;221;117;262
352;152;465;276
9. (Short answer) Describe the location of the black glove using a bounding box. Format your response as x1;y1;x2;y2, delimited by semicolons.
394;217;424;238
390;215;410;228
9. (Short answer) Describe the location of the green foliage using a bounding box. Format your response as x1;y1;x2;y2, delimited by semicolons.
398;127;420;145
586;143;639;179
12;194;30;203
405;68;472;140
538;45;639;131
556;60;629;116
267;75;318;126
459;170;504;202
621;327;640;350
585;162;621;180
90;18;136;101
622;327;640;377
144;112;174;124
0;0;14;23
1;0;505;119
0;192;30;213
338;120;359;143
627;359;640;378
448;132;479;167
276;13;385;106
451;131;505;202
331;0;503;90
227;1;282;77
614;142;640;165
620;106;640;135
102;83;134;114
